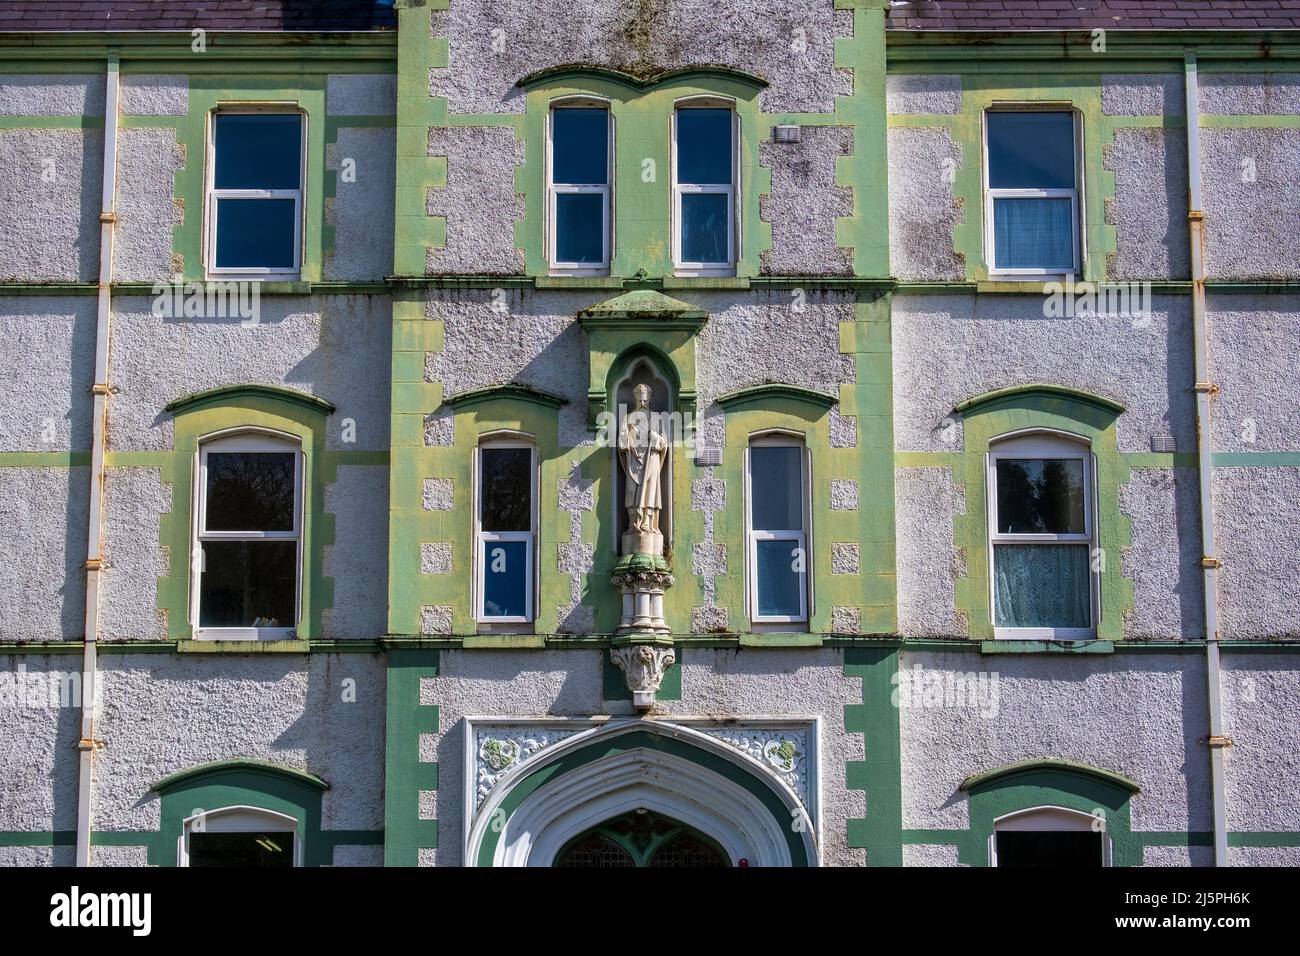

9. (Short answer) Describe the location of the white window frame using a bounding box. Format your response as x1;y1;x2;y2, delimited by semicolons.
192;429;303;641
983;107;1082;279
672;98;738;277
745;432;811;627
990;805;1111;867
206;105;307;280
547;99;612;275
178;805;301;867
473;437;538;627
987;430;1097;641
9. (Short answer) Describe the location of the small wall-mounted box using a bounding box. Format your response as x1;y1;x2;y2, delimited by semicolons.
773;124;801;144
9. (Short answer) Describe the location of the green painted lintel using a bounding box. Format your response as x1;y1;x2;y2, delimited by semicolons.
442;382;568;411
955;383;1125;415
151;758;329;795
177;639;309;654
717;383;837;412
960;758;1141;795
517;63;768;92
165;383;335;417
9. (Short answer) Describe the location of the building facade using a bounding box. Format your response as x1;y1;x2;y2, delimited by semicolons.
0;0;1297;867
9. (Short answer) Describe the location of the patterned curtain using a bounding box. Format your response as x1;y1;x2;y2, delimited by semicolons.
994;543;1090;628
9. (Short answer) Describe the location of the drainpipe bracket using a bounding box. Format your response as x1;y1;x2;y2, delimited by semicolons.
84;558;103;571
1203;735;1233;748
1200;555;1223;569
77;737;105;752
91;383;111;396
1193;381;1219;396
1188;209;1205;223
99;211;117;224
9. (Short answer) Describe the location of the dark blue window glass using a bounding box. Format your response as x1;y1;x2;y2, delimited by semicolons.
215;199;297;269
214;113;303;190
552;108;608;185
750;446;802;531
986;111;1075;189
756;539;803;618
681;193;728;263
555;193;604;264
482;539;529;618
677;108;732;185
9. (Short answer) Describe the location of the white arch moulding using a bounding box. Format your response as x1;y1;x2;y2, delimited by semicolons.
464;718;819;867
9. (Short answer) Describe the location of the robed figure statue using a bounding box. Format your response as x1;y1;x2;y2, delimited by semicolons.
617;383;669;551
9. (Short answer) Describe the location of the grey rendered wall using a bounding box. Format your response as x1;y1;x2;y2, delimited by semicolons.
1207;294;1300;639
898;650;1213;839
892;293;1202;641
429;0;851;115
0;655;83;846
91;653;387;836
422;647;864;866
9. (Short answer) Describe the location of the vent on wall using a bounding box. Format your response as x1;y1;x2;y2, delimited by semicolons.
1151;435;1177;453
773;125;801;144
695;447;722;467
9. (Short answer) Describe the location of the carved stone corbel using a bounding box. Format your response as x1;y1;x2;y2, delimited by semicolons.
609;644;677;710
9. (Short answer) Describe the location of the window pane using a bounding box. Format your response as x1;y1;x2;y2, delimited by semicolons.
993;197;1074;270
215;198;298;269
993;543;1090;629
555;193;605;263
199;540;297;628
756;539;804;618
750;445;803;531
480;447;532;532
205;451;296;531
214;113;303;190
189;831;293;867
552;108;608;185
996;831;1102;868
681;192;729;264
482;539;529;618
677;108;732;185
987;111;1074;189
995;457;1086;534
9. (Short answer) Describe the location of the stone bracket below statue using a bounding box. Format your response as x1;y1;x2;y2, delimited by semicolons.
609;644;677;709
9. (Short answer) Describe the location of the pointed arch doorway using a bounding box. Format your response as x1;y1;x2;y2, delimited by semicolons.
465;720;817;867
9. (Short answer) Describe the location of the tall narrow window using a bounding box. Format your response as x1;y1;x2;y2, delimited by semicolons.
476;442;536;624
195;433;301;639
674;104;735;274
746;438;809;624
208;110;304;275
988;433;1094;638
549;105;610;272
985;110;1079;275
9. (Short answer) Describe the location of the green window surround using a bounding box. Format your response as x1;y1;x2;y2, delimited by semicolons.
950;384;1133;642
519;68;769;279
158;384;335;645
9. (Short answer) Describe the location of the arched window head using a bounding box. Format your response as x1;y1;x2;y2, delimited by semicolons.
180;805;299;868
987;430;1095;639
992;806;1109;867
194;430;302;640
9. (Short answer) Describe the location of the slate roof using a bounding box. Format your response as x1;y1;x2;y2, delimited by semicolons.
887;0;1300;30
0;0;396;32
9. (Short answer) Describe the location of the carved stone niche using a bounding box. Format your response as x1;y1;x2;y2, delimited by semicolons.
609;644;677;710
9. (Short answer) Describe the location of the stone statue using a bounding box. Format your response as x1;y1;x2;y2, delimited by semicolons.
617;383;669;553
